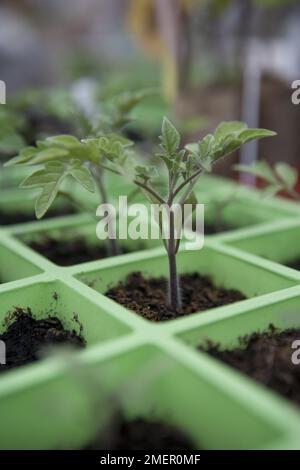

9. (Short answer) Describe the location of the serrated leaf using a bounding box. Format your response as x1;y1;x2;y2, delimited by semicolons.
4;146;39;167
186;138;214;172
20;169;58;188
34;163;66;219
199;134;214;158
275;162;298;191
135;165;157;180
161;117;180;156
69;165;95;192
35;182;61;219
20;159;95;219
29;148;69;165
104;133;133;148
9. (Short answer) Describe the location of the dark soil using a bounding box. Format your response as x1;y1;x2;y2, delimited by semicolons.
0;308;85;373
28;237;143;266
84;417;195;450
286;258;300;271
0;206;76;226
201;325;300;407
22;110;74;146
205;222;235;235
105;272;246;322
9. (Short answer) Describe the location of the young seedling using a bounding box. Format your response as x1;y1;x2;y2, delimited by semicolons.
235;160;299;200
100;118;276;312
5;90;153;256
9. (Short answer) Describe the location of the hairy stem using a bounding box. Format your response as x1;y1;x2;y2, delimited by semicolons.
168;209;181;312
99;164;166;204
173;167;203;199
134;180;166;205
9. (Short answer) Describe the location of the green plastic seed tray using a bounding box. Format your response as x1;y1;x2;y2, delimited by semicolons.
0;175;299;450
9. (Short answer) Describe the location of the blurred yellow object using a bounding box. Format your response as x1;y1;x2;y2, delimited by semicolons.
128;0;194;102
128;0;192;57
128;0;163;58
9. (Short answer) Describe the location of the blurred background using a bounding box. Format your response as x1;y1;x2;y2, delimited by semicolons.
0;0;300;183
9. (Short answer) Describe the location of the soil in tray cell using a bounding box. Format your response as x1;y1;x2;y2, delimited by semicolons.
84;417;195;450
28;236;145;266
286;258;300;271
201;325;300;407
0;206;76;226
0;308;85;373
105;272;246;322
204;222;235;235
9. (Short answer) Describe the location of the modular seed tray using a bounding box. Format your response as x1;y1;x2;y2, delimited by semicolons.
0;175;300;450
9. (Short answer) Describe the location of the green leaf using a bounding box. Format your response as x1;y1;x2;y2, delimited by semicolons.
35;182;60;219
199;134;214;158
185;141;213;172
69;165;95;192
217;137;242;159
234;161;278;184
29;147;69;165
135;165;157;181
4;146;39;167
104;133;133;148
238;128;276;144
33;162;67;219
275;162;298;191
20;159;95;219
215;121;247;142
161;117;180;156
20;170;57;188
261;184;283;199
46;135;80;148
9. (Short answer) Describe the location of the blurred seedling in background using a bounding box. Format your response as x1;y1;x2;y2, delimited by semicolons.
235;160;299;200
100;118;276;312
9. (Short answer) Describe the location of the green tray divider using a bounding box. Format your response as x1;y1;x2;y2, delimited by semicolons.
213;217;300;244
0;228;58;273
